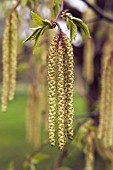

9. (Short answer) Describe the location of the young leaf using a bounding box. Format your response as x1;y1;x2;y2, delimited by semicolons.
23;26;42;43
21;0;28;7
33;25;50;52
42;19;53;28
53;0;60;17
71;17;91;38
66;19;77;42
31;11;44;26
66;17;70;30
24;13;53;52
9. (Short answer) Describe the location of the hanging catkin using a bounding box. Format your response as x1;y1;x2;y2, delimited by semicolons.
1;12;17;111
82;0;95;84
61;32;74;140
83;39;94;83
84;131;95;170
57;40;66;150
48;35;58;146
97;54;113;147
26;83;41;145
1;17;10;112
48;31;74;149
9;11;17;100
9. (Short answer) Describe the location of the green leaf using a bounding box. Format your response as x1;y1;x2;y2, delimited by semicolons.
31;11;44;26
71;17;91;38
23;161;29;169
30;163;36;170
7;162;14;170
33;153;49;161
53;0;60;17
42;19;53;27
23;12;53;52
23;26;42;43
33;25;49;52
21;0;28;7
66;19;77;42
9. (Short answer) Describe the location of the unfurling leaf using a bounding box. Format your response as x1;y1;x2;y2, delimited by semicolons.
33;25;50;51
53;0;61;17
66;18;77;42
24;12;54;51
23;26;42;43
71;17;91;38
31;11;44;26
61;12;91;39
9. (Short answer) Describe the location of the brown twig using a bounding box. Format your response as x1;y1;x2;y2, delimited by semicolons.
81;0;113;23
54;0;64;22
12;0;21;12
54;148;68;170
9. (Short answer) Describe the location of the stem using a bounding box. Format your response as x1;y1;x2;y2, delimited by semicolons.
12;0;21;12
81;0;113;23
54;0;64;22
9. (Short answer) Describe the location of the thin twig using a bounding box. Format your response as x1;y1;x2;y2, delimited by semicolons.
81;0;113;23
54;0;64;22
12;0;21;12
54;148;68;170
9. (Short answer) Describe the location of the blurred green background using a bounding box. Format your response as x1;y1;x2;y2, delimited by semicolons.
0;84;87;169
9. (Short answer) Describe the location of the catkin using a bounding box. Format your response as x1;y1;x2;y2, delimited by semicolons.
9;11;17;100
1;12;18;111
110;62;113;145
84;131;94;170
83;39;94;83
57;40;66;149
1;18;10;111
26;84;41;145
48;32;74;149
97;55;113;147
61;32;74;140
48;35;59;146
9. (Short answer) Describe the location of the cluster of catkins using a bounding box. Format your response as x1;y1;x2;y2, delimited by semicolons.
1;11;17;111
97;54;113;147
48;30;74;150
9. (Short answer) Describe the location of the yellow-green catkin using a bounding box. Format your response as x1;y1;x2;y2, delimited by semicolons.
84;131;95;170
57;40;66;150
82;0;95;84
48;35;59;146
102;62;111;147
26;84;41;145
97;55;113;147
62;32;74;140
83;39;94;83
9;11;17;100
110;62;113;146
97;56;109;140
1;17;10;111
105;62;112;146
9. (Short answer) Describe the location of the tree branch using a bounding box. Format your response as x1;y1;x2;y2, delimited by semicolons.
54;148;68;170
81;0;113;23
12;0;21;12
